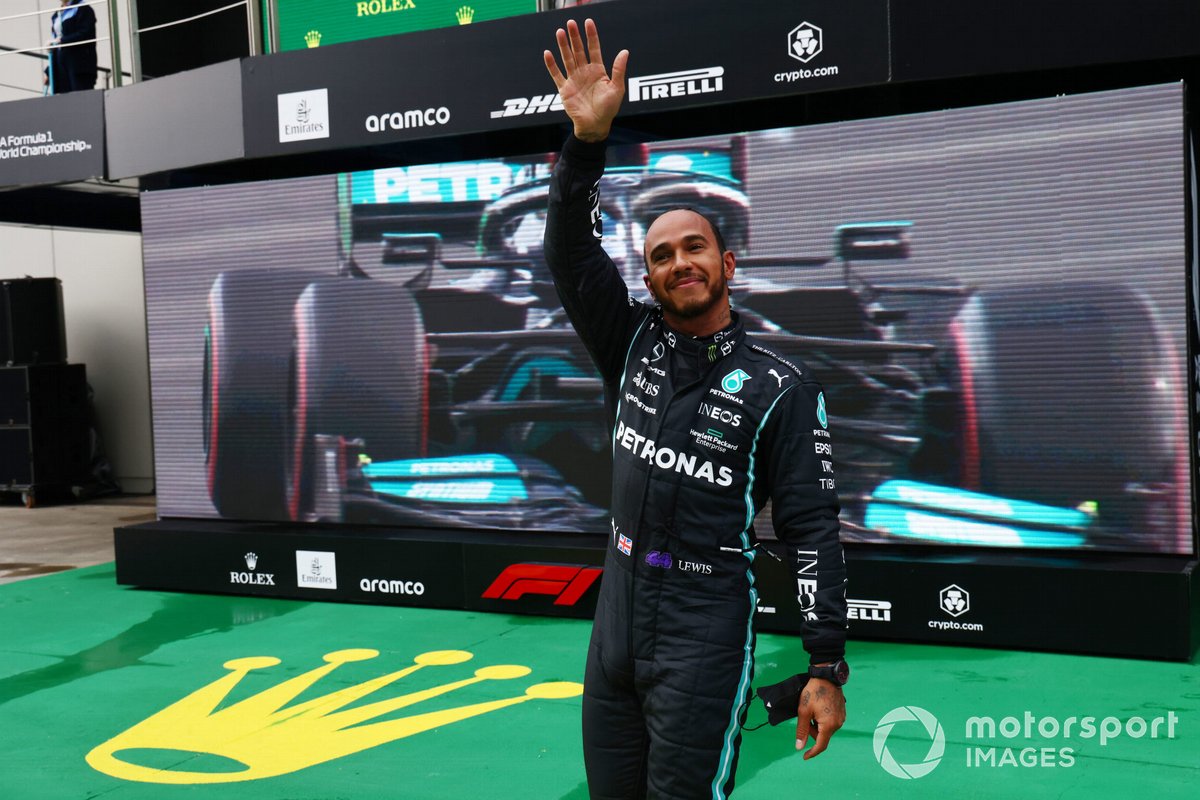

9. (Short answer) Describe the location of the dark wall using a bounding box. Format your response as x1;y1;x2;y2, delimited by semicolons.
136;0;251;79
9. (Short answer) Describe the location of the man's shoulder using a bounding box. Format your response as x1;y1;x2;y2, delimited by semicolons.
740;336;812;384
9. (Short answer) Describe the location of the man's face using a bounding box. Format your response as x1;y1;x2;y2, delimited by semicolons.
642;210;735;321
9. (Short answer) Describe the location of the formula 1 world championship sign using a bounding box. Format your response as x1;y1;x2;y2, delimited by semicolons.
0;90;105;188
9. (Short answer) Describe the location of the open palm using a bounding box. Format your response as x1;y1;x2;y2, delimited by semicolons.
544;19;629;142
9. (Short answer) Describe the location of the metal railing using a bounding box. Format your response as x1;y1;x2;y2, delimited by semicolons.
123;0;258;82
0;0;258;94
1;0;568;97
0;41;126;93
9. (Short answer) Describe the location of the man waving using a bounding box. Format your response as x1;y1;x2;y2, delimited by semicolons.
543;19;849;799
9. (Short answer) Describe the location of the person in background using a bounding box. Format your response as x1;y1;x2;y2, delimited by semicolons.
44;0;98;94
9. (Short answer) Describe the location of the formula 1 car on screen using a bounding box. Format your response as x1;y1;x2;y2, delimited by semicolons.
202;151;1188;551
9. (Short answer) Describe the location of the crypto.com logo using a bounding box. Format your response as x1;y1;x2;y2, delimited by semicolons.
874;706;946;779
788;22;823;63
940;584;970;617
482;564;601;606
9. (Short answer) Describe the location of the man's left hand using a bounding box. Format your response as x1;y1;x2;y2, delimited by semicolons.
795;677;846;759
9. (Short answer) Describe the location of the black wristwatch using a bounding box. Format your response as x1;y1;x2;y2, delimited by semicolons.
807;659;850;686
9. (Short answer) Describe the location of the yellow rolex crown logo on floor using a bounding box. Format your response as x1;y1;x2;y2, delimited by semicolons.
85;648;582;784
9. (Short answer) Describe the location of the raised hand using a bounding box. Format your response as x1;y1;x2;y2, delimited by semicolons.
543;18;629;143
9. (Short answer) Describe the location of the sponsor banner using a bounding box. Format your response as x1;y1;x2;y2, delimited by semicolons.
273;0;536;53
113;520;1195;659
747;544;1192;659
241;0;889;157
111;522;465;606
0;91;104;188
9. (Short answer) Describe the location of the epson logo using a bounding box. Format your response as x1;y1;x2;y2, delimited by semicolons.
360;578;426;595
628;66;724;103
230;571;275;585
848;598;892;622
365;107;451;133
699;403;741;427
490;93;563;119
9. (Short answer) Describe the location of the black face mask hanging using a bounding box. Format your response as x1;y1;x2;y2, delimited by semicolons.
744;673;810;730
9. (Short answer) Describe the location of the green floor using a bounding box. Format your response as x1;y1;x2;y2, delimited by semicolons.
1;565;1197;799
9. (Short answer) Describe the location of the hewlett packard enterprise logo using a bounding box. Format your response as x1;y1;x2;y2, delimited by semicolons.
628;67;724;103
277;89;330;143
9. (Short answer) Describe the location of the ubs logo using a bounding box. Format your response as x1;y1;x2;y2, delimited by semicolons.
633;372;660;397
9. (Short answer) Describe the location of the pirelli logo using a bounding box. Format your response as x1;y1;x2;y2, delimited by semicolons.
847;598;892;622
628;66;725;102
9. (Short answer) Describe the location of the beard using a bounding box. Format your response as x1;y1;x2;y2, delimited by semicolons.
658;272;728;320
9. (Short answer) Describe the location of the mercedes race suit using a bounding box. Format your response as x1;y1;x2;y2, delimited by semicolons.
545;135;848;799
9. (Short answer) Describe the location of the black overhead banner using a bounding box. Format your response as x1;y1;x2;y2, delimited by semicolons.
0;91;105;188
240;0;891;158
891;0;1200;83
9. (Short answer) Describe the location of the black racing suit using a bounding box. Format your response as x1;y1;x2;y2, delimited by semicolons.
545;135;847;800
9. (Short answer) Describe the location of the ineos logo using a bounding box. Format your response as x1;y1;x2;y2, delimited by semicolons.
699;402;741;427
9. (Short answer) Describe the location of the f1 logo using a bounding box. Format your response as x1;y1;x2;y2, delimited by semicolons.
482;563;602;606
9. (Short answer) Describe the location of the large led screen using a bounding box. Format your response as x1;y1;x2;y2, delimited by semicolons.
142;82;1192;554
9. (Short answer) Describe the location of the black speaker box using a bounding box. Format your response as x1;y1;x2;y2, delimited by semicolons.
0;278;67;365
0;364;88;488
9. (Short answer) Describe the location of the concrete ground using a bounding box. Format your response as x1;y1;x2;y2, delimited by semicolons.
0;494;153;585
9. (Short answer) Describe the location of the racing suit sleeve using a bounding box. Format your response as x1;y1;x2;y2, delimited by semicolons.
759;379;848;665
543;135;646;383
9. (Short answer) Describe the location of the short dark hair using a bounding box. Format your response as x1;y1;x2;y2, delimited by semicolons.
643;206;728;270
